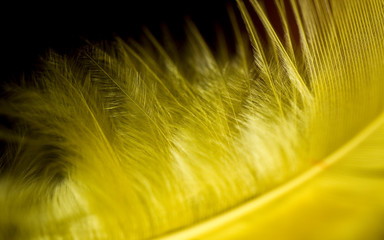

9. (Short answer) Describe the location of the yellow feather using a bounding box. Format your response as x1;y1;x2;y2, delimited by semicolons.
0;0;383;239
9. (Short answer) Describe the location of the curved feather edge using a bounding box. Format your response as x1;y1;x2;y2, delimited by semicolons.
158;109;384;240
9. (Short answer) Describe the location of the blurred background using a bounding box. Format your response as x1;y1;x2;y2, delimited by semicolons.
2;1;236;81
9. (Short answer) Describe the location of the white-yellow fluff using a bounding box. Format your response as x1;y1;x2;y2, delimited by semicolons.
0;0;384;239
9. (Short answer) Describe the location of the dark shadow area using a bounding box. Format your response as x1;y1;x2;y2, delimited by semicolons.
2;1;237;82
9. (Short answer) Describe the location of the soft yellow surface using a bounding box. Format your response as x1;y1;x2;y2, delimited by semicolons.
162;111;384;240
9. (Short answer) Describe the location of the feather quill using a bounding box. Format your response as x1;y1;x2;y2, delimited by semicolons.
0;0;384;239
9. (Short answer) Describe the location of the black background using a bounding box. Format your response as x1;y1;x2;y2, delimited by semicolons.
2;1;237;81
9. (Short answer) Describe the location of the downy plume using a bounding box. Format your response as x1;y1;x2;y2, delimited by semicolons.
1;0;384;239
